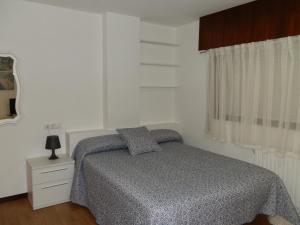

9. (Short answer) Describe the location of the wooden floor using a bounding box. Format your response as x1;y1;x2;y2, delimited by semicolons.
0;197;271;225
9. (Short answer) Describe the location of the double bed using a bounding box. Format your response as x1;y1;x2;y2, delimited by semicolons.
68;128;300;225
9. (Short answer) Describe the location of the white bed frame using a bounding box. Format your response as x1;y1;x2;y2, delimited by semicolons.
66;122;180;157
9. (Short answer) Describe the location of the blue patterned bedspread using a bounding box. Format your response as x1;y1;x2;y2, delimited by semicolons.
71;141;300;225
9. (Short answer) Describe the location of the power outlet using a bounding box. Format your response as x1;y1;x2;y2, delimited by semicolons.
44;122;62;130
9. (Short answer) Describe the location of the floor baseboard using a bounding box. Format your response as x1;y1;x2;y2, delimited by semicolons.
0;193;27;203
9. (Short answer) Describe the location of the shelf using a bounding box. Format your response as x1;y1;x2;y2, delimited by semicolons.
140;39;179;47
140;62;180;67
140;85;178;88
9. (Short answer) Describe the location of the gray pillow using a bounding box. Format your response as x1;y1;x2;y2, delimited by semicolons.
150;129;183;144
117;126;162;156
73;134;127;159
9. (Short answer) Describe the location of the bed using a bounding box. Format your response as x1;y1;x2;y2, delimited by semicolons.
68;127;300;225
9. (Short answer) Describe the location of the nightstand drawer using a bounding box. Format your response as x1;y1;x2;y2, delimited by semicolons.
33;179;72;209
32;164;74;185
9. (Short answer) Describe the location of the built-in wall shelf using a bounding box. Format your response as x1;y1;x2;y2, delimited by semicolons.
140;85;178;88
140;39;179;47
140;62;180;67
140;23;179;125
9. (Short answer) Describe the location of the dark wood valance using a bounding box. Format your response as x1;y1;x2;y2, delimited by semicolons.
199;0;300;50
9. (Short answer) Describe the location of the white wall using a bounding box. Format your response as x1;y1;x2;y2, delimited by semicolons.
177;21;300;211
177;21;208;148
103;12;140;128
0;0;103;198
141;23;177;44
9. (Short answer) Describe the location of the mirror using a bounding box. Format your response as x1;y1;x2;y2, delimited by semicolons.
0;54;20;125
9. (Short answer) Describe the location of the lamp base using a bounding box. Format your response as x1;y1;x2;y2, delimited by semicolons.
49;149;58;160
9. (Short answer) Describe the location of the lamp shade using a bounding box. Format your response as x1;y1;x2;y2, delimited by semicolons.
45;135;61;150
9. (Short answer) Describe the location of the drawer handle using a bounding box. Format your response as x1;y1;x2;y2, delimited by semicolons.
42;182;69;189
40;168;68;174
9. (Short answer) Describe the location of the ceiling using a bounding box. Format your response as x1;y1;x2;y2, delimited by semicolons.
26;0;254;26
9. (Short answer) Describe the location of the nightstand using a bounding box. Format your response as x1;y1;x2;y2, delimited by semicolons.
26;154;74;210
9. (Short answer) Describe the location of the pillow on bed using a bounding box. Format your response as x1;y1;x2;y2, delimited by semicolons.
150;129;183;144
72;134;127;160
117;126;162;156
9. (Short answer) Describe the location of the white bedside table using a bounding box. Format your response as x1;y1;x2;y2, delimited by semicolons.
26;154;74;210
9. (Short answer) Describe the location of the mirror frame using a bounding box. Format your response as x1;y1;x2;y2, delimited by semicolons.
0;53;21;125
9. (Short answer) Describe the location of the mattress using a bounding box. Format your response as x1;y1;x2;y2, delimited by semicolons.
71;141;300;225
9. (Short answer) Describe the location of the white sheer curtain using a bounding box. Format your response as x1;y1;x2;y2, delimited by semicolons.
207;35;300;157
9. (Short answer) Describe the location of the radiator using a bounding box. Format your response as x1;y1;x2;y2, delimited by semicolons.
254;151;300;214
